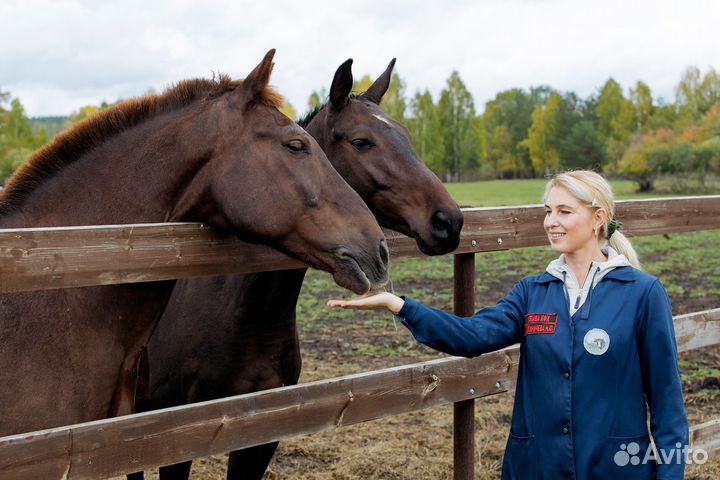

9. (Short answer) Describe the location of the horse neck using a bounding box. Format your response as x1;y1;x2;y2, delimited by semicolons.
0;108;215;228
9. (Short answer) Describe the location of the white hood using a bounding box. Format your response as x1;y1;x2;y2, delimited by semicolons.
546;246;632;316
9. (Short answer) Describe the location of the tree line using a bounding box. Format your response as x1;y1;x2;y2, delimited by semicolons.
356;65;719;191
2;65;719;191
303;65;719;191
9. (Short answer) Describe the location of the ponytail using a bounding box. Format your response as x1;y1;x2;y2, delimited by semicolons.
608;230;641;270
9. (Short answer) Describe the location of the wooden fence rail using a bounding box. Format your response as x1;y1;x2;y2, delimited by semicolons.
1;195;718;293
0;196;718;479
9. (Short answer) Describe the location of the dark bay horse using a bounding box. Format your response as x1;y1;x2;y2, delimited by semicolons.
0;50;389;438
132;59;463;479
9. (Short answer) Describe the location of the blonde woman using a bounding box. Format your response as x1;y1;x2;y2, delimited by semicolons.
328;171;688;479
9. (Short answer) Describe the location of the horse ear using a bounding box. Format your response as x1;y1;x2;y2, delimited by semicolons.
242;49;276;98
330;59;353;110
363;58;396;105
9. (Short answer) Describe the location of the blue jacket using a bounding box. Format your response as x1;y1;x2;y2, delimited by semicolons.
398;266;689;479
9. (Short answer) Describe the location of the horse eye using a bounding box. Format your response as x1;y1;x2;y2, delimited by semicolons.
284;140;307;153
351;138;373;151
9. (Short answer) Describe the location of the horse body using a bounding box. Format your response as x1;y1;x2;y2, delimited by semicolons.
136;59;463;479
0;50;388;438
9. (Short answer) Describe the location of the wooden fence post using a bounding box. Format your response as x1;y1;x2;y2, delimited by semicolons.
453;253;476;480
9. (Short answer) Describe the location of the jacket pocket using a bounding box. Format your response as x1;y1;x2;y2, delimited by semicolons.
501;432;537;480
589;433;655;479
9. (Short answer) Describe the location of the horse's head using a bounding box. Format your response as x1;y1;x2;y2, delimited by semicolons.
304;59;463;256
172;50;388;294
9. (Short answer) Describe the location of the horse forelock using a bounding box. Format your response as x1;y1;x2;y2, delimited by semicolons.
0;74;280;215
258;86;283;109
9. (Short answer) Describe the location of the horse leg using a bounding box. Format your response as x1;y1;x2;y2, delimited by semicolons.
226;442;279;480
158;461;193;480
224;323;303;480
126;472;144;480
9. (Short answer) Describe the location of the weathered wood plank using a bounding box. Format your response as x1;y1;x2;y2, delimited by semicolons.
0;196;718;292
675;309;720;353
691;418;720;455
453;254;476;480
449;195;720;256
0;348;521;479
0;223;305;293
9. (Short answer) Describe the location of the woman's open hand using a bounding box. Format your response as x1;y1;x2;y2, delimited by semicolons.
326;292;405;315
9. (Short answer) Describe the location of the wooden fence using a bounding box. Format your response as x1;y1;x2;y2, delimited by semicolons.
0;196;718;479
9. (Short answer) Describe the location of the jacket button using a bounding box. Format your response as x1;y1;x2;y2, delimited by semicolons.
564;372;570;379
562;427;570;434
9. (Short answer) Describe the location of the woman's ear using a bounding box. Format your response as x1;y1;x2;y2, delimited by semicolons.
594;208;608;231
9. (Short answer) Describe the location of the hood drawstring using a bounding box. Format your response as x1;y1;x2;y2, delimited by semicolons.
580;266;601;320
562;271;570;312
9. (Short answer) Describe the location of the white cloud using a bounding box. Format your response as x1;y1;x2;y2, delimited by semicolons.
1;0;719;116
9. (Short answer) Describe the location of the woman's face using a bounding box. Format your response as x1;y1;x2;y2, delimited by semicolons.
544;186;602;254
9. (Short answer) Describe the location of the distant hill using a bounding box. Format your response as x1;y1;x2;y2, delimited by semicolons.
30;116;68;139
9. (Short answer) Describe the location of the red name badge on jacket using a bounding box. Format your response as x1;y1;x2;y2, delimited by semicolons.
525;313;558;335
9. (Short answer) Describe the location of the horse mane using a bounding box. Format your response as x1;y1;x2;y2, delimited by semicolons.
297;94;363;128
298;106;322;128
0;74;282;215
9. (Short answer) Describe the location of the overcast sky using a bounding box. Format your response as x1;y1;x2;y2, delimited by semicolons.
2;0;719;117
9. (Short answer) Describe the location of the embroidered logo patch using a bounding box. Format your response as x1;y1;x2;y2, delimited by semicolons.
524;313;558;335
583;328;610;355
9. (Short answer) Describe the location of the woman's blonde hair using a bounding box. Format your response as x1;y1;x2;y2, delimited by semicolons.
542;170;641;269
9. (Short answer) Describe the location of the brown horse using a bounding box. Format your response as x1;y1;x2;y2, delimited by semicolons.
0;50;389;438
131;59;463;479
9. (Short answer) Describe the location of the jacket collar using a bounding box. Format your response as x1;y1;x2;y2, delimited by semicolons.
534;265;636;284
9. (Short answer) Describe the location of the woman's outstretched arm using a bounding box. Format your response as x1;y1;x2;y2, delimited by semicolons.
327;282;527;358
326;292;404;314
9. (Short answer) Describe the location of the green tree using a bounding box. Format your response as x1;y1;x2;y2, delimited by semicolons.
616;128;673;191
307;88;327;110
0;147;32;182
596;78;636;166
0;90;9;155
560;120;605;170
524;93;563;175
353;75;373;95
674;66;720;126
474;115;490;176
695;137;720;186
630;81;654;130
0;95;48;182
437;71;478;180
644;98;677;131
408;90;445;175
698;67;720;115
488;124;519;178
482;86;552;177
380;73;407;122
675;66;702;127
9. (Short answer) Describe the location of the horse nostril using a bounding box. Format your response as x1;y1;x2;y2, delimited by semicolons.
431;211;452;239
378;238;389;267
